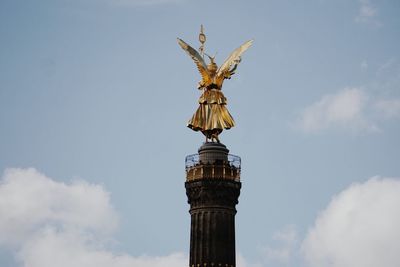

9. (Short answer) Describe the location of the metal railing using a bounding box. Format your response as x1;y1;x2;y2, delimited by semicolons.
185;153;241;181
185;153;241;169
185;154;200;169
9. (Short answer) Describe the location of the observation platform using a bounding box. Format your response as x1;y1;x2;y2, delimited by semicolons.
185;142;241;182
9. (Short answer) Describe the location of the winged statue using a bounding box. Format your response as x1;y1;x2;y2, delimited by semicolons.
178;26;253;142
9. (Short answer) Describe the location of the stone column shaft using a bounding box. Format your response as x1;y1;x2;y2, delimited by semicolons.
185;143;241;267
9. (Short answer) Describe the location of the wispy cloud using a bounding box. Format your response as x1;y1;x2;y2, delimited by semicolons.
294;87;400;134
261;225;299;265
374;99;400;119
377;58;397;76
294;88;379;134
355;0;381;26
302;177;400;267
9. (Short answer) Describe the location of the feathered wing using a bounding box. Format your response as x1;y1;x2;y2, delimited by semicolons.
177;38;211;86
216;40;253;85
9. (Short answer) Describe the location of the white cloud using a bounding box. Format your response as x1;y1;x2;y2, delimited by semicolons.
0;168;118;246
295;86;400;134
302;177;400;267
18;228;187;267
355;0;380;26
0;168;187;267
295;88;378;134
262;225;298;265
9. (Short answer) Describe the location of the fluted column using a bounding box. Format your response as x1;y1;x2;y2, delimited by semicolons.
185;143;241;267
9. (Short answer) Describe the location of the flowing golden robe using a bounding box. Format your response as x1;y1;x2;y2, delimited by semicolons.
177;36;252;140
188;88;235;136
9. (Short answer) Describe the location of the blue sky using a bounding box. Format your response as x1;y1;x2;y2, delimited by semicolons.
1;0;400;266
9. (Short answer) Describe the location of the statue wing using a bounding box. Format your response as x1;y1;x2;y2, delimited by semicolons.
216;40;253;83
177;38;211;86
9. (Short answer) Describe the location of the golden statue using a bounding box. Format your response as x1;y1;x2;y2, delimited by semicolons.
178;26;253;142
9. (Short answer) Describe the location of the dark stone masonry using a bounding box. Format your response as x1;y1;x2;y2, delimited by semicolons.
185;142;241;267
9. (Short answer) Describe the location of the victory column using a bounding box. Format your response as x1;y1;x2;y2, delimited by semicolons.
178;26;252;267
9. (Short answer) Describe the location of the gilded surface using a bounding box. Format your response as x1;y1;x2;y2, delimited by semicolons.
178;26;252;142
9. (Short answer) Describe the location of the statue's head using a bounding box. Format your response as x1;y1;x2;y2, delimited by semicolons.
206;54;218;74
